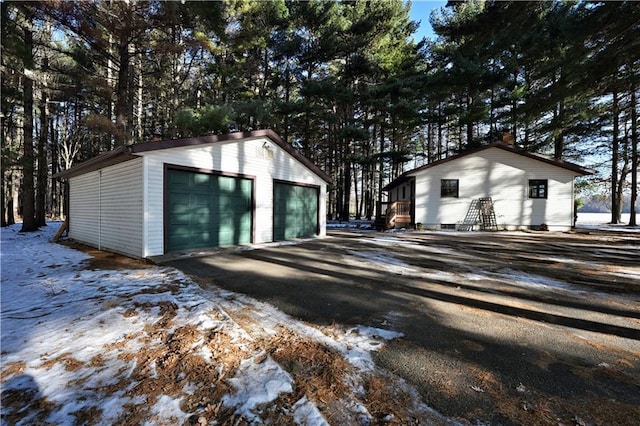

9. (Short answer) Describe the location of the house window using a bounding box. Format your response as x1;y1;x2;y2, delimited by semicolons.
441;179;459;198
529;179;548;199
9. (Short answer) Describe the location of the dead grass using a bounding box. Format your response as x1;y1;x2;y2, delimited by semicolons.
70;405;104;425
102;296;253;425
362;375;417;424
468;365;559;425
465;362;640;425
1;361;25;378
0;387;56;425
267;330;351;404
59;240;151;270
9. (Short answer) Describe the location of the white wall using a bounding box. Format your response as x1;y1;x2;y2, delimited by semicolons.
413;148;578;231
69;158;144;257
388;181;413;203
68;172;99;247
140;136;327;256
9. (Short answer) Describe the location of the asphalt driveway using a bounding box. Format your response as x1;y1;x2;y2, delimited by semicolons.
163;229;640;424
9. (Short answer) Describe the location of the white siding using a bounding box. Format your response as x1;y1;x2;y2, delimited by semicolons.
144;156;164;257
140;137;327;256
98;159;144;256
68;172;99;247
413;147;578;231
389;182;414;203
68;159;144;257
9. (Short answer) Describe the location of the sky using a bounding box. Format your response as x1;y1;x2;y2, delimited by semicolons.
408;0;448;41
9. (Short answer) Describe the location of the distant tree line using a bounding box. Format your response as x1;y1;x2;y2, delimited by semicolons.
2;0;638;231
579;193;635;214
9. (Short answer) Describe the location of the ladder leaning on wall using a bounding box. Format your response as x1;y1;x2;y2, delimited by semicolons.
459;197;498;231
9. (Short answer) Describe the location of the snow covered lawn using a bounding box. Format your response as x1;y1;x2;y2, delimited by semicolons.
1;223;451;425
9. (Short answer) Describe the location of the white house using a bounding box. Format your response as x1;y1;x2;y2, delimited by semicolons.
382;142;594;231
55;130;332;258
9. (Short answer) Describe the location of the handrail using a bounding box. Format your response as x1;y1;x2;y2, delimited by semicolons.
386;200;412;229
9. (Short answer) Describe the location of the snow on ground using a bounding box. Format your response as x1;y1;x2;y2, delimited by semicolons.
575;212;639;232
576;212;632;225
340;226;638;307
1;222;445;425
329;212;639;233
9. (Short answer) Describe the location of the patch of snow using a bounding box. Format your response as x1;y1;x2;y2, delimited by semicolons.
345;250;416;275
292;397;329;425
496;268;574;292
222;356;294;421
327;219;375;230
351;325;404;342
145;395;190;426
544;256;580;264
610;268;640;280
367;236;403;246
576;213;639;232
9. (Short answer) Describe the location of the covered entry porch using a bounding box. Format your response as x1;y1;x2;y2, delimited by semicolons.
376;200;414;230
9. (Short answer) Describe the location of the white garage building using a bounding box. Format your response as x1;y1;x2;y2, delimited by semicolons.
55;130;332;258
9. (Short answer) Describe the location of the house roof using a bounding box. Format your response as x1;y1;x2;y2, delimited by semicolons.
382;142;595;191
54;129;333;184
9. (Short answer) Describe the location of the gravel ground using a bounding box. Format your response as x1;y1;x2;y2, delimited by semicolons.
165;229;640;425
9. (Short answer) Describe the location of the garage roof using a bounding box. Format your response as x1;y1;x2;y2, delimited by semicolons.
54;129;333;184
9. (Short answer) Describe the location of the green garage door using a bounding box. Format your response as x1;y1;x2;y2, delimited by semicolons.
167;169;252;252
274;182;318;241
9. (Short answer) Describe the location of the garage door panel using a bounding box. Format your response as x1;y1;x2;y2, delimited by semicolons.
169;171;191;187
167;169;253;252
193;173;211;187
274;182;318;241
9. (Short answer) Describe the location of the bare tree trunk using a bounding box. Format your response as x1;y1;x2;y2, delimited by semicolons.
342;156;351;221
630;84;638;226
36;57;49;227
283;64;290;143
354;165;360;220
376;121;384;219
114;36;130;145
554;101;565;160
466;93;473;146
1;115;6;227
50;116;60;219
136;52;143;142
611;88;620;224
437;104;443;159
0;2;7;227
21;15;37;232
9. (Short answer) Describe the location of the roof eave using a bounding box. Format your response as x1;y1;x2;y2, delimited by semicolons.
382;174;414;192
53;146;134;180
